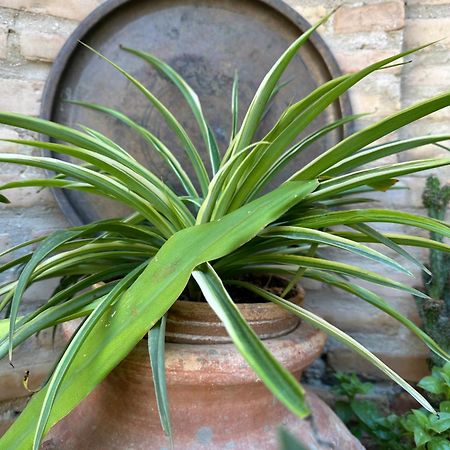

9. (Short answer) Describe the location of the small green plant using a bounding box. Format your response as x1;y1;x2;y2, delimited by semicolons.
333;366;450;449
417;175;450;366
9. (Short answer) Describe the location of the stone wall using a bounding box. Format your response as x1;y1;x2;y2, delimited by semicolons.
0;0;449;433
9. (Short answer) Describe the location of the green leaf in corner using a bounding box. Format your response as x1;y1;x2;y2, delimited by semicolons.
418;375;446;395
429;412;450;434
429;439;450;450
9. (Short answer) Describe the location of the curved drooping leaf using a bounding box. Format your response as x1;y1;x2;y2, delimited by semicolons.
302;269;450;364
148;315;172;443
225;252;427;298
0;152;176;236
32;264;146;450
121;46;221;175
67;101;198;198
323;135;450;177
193;264;309;418
296;209;450;238
8;230;86;362
332;231;450;253
260;226;411;275
3;138;193;228
79;43;210;195
292;92;450;179
232;281;436;414
350;223;430;276
310;158;450;200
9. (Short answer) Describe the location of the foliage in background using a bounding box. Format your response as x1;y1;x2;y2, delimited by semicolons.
333;367;450;449
416;175;450;366
0;14;448;449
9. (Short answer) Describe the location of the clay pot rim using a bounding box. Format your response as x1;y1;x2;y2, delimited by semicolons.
165;282;305;344
172;283;304;314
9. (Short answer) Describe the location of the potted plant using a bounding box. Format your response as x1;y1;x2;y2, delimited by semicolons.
0;14;449;449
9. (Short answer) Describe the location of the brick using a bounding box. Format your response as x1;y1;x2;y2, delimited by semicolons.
404;67;450;104
334;49;401;73
334;2;405;34
406;0;450;5
350;85;400;117
404;18;450;50
0;0;107;21
0;79;44;115
284;2;331;29
20;29;69;62
0;25;7;59
0;127;20;153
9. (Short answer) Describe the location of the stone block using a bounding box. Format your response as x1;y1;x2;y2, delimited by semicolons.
0;127;19;153
404;18;450;50
0;25;7;59
334;49;401;73
0;78;43;115
20;29;70;62
327;332;429;382
0;0;107;21
334;2;405;34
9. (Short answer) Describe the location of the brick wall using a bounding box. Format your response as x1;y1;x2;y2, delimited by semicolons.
0;0;449;429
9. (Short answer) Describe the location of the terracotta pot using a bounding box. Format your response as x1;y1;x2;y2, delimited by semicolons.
43;287;362;449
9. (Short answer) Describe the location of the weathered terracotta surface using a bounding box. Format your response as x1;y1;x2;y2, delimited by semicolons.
44;299;363;449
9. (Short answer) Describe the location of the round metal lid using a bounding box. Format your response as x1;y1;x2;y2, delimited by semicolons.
41;0;351;225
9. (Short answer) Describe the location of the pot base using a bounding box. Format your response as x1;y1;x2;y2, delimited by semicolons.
43;322;362;449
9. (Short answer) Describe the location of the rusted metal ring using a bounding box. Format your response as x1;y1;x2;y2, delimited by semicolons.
40;0;352;225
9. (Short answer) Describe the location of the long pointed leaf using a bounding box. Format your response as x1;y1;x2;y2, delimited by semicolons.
323;135;450;177
32;264;146;450
229;13;332;157
121;46;221;175
232;281;436;414
260;226;411;275
148;315;172;442
332;231;450;253
302;269;450;363
67;101;198;198
293;92;450;179
229;253;427;298
350;223;430;275
193;264;309;417
80;42;210;195
8;230;82;362
296;209;450;238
